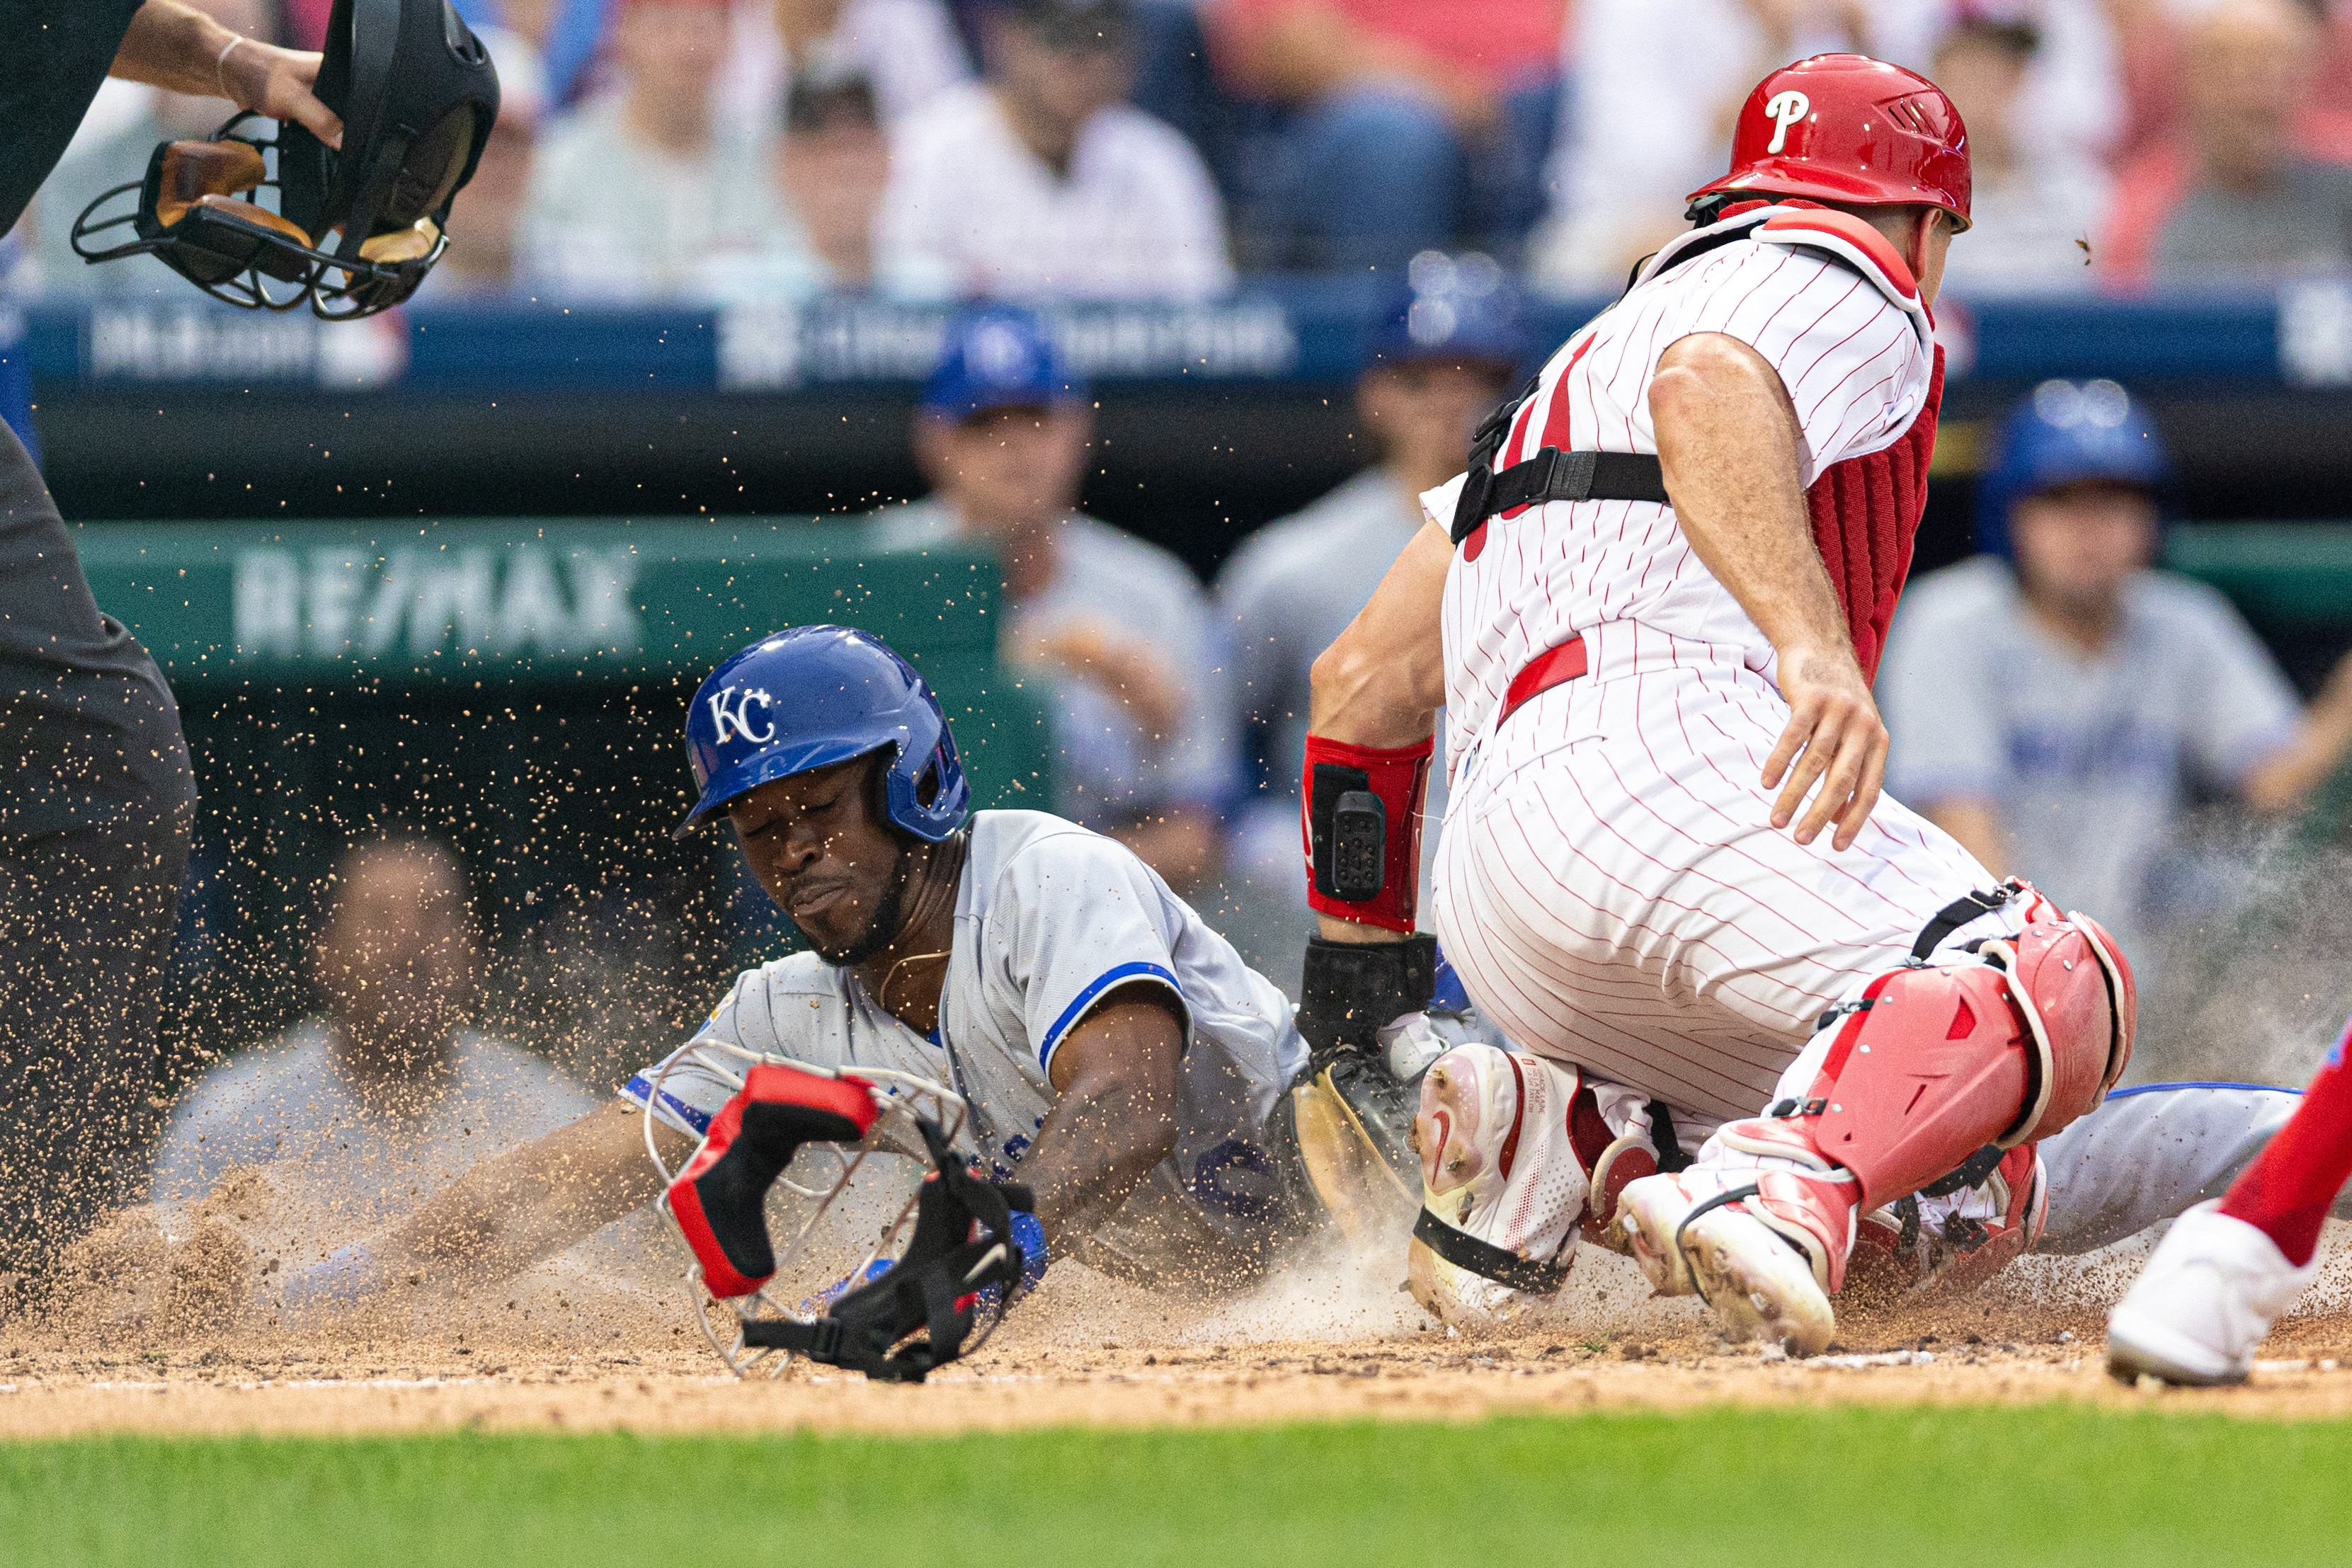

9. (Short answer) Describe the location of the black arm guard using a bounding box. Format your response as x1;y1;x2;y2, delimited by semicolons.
1295;934;1439;1063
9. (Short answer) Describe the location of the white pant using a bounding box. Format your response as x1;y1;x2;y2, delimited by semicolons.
1432;623;2007;1132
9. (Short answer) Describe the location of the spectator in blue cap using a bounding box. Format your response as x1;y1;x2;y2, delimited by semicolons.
1878;377;2352;971
867;305;1237;892
1211;252;1524;985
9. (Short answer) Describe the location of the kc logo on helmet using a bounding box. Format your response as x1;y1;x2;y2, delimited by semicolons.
1765;90;1811;154
708;685;777;745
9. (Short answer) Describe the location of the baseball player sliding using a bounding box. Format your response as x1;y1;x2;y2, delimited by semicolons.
1296;54;2136;1354
258;626;1323;1346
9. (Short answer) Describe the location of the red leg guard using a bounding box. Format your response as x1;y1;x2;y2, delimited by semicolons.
1781;914;2135;1213
1851;1144;2047;1299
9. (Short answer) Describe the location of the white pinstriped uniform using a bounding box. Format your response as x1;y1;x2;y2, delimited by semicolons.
1421;207;2018;1132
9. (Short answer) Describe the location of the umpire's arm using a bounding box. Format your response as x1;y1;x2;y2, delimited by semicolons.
110;0;343;146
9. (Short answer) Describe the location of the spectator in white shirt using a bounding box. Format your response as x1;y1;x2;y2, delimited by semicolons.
713;68;956;302
518;0;789;301
150;837;600;1225
867;307;1238;891
876;0;1235;302
775;71;890;290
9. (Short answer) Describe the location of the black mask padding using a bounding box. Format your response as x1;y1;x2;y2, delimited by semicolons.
134;142;314;285
738;1117;1035;1384
279;0;498;262
682;1097;874;1288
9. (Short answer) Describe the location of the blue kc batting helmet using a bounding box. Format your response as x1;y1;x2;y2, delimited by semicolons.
678;626;970;842
1975;378;2172;559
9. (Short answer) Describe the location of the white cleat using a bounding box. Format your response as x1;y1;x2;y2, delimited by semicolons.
1616;1174;1702;1297
1679;1203;1837;1358
1616;1171;1837;1356
1406;1045;1587;1327
2106;1201;2318;1387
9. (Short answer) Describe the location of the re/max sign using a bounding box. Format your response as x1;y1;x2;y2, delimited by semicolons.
232;544;644;664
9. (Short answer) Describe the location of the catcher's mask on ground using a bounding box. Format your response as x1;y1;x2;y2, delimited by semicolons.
72;0;498;317
643;1040;1035;1384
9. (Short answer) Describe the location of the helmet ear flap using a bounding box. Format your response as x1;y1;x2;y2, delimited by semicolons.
867;746;913;844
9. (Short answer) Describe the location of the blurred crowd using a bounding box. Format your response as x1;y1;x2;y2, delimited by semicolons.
20;0;2352;301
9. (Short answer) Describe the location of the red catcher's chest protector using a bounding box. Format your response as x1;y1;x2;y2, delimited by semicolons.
1808;345;1943;683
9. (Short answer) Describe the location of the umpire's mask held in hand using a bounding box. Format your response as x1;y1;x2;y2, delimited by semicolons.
72;0;498;319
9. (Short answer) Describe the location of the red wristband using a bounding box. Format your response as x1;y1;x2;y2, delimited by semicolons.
1301;733;1433;934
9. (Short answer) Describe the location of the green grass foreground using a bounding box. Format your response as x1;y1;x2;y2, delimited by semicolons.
4;1406;2348;1567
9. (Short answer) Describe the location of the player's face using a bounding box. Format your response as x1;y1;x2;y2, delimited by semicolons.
726;755;910;965
2009;481;2161;610
918;404;1092;537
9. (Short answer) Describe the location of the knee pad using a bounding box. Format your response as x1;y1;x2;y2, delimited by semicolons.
2003;911;2135;1141
1781;913;2135;1211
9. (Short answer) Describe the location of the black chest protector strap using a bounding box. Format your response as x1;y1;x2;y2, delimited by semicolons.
1446;213;1815;551
1449;383;1671;547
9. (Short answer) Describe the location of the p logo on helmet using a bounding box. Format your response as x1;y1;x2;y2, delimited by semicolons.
1764;90;1810;154
1687;54;1973;233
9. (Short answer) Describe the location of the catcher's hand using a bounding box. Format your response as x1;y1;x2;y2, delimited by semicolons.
1764;641;1888;852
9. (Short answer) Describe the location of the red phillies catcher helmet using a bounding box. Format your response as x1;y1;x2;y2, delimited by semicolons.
1686;53;1971;229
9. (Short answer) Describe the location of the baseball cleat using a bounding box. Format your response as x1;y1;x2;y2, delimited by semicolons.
1405;1232;1529;1326
1679;1201;1837;1357
2106;1201;2317;1387
1619;1161;1845;1356
1616;1174;1702;1298
1406;1044;1586;1326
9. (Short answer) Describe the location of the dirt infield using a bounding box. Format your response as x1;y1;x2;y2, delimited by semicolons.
11;1230;2352;1441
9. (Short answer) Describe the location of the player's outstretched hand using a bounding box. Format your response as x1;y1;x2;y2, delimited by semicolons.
1763;643;1887;852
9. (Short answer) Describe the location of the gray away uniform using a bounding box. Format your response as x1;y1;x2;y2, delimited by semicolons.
625;810;1308;1283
